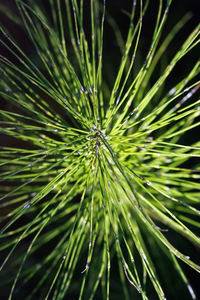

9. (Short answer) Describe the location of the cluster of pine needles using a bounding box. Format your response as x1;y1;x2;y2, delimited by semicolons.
0;0;200;299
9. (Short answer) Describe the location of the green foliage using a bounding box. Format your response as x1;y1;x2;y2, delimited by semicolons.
0;0;200;299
